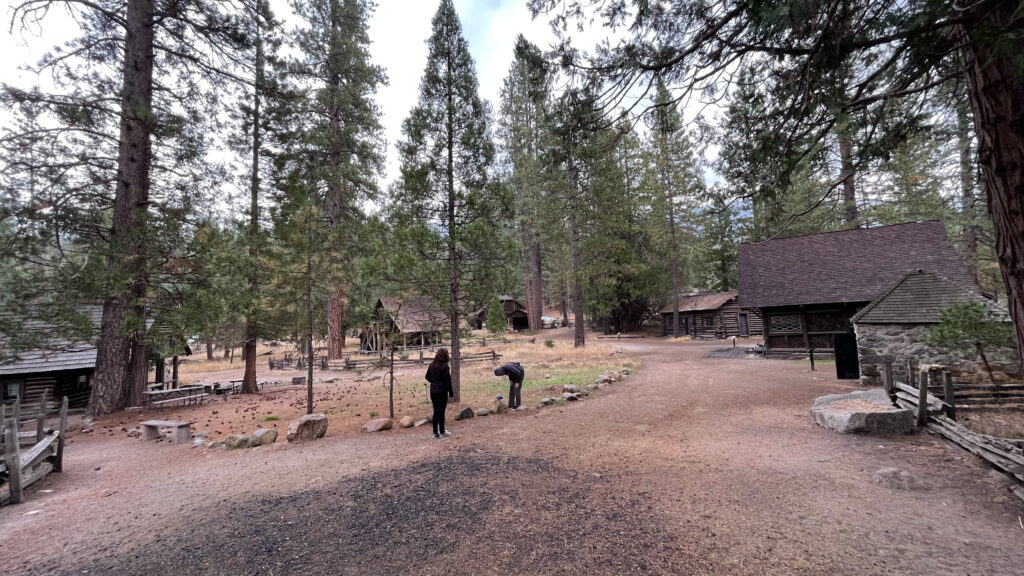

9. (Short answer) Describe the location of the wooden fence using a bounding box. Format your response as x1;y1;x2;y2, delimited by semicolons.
1;392;68;506
337;350;503;371
268;337;534;371
883;361;1024;500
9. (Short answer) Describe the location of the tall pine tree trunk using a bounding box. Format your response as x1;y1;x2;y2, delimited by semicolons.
242;4;264;395
570;207;585;347
126;336;147;407
838;130;859;227
960;9;1024;372
447;79;461;402
957;91;979;285
531;238;543;327
328;286;347;358
88;0;155;417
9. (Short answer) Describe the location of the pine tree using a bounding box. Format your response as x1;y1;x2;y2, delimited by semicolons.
389;0;509;402
290;0;386;360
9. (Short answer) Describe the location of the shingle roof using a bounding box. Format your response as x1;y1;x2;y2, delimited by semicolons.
851;271;1005;324
737;221;975;309
377;296;447;333
659;291;738;314
0;306;103;375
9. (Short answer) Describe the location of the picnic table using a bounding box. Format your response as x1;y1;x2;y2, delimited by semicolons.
144;386;208;408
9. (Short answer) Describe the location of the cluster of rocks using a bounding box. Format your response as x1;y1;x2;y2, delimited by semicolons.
205;413;328;450
535;368;630;408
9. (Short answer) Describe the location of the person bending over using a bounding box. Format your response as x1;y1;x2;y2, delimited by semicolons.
425;348;454;438
494;361;525;410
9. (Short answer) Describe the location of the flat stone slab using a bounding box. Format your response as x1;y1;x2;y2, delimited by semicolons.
811;389;914;435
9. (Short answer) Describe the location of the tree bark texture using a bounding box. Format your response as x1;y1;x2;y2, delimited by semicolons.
446;70;461;403
530;239;544;327
205;340;214;360
328;287;347;359
88;0;155;417
957;92;979;284
960;7;1024;372
570;208;585;347
126;337;147;408
838;130;859;227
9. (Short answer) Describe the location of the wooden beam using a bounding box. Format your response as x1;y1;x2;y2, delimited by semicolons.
55;396;68;473
4;419;22;504
917;370;929;427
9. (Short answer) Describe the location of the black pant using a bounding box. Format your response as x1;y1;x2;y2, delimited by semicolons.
508;382;521;408
431;392;448;434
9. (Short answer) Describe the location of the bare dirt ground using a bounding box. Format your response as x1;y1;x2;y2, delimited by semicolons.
3;330;1024;575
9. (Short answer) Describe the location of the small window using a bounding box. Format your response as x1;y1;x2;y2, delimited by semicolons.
5;381;22;400
702;315;715;327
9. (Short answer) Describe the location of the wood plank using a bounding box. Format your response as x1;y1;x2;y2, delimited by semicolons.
55;396;67;473
19;432;58;470
141;420;191;427
4;419;22;504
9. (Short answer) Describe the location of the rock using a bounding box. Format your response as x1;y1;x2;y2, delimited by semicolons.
515;406;526;411
580;390;589;396
191;438;206;448
585;384;598;391
493;400;508;414
399;416;415;428
563;393;578;401
287;413;329;443
595;374;611;385
872;467;931;491
605;371;622;382
544;374;552;379
539;397;554;406
414;419;429;428
574;392;583;399
476;408;490;416
562;384;580;393
620;367;631;375
425;413;434;423
208;441;225;449
127;429;141;439
810;389;914;435
251;428;278;446
325;378;336;384
361;417;393;433
454;406;475;421
224;435;250;450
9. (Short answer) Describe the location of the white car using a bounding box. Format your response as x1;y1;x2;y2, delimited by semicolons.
541;316;558;328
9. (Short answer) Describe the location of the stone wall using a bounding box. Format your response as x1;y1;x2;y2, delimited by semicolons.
854;323;1021;387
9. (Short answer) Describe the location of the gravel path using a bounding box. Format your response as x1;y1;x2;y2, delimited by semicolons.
3;336;1024;575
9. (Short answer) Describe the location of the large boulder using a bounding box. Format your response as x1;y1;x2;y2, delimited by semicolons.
251;429;278;446
454;406;475;421
361;417;393;433
810;389;914;435
398;416;415;429
224;435;250;450
287;413;329;443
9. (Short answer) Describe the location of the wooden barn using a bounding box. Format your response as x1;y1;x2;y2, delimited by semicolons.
0;306;103;411
738;221;976;359
660;291;764;338
363;296;447;352
473;295;529;331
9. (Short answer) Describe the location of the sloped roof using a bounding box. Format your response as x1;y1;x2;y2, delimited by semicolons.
659;291;737;314
851;271;1006;324
377;296;447;333
0;306;103;376
738;221;975;309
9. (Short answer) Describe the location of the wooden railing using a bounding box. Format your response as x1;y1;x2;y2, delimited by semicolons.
1;393;69;506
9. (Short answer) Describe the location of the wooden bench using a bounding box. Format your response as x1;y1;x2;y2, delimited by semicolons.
140;420;192;444
148;393;208;409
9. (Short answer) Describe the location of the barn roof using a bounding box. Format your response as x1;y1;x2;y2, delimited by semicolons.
659;291;737;314
0;306;103;376
737;221;975;309
377;296;447;333
851;271;1005;324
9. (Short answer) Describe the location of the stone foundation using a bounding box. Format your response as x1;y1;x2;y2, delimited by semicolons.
854;323;1020;387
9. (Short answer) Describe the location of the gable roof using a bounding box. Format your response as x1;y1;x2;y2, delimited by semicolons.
659;291;737;314
738;221;975;309
851;271;1005;324
376;296;447;333
0;306;103;376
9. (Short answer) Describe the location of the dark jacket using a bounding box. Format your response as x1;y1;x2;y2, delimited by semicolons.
494;362;524;384
426;363;453;397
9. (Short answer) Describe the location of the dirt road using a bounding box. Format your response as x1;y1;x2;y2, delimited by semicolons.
3;337;1023;575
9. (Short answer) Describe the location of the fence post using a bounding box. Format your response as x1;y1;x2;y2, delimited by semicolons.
808;348;815;371
36;388;48;442
943;371;956;421
55;396;68;473
4;418;23;504
905;359;915;390
491;350;497;365
883;362;894;401
917;369;929;427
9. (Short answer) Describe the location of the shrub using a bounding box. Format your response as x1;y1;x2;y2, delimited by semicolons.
544;338;554;348
487;297;506;334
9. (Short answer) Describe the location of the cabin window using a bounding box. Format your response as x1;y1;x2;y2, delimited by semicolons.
768;314;802;333
701;315;715;327
5;380;22;400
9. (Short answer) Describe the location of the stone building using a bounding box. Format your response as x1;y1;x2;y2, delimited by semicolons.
851;271;1020;386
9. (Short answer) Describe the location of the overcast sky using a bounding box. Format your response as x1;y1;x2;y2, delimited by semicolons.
0;0;596;188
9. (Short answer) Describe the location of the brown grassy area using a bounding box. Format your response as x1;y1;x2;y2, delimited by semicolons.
958;408;1024;439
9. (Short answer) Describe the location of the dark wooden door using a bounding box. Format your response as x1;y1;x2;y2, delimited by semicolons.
834;332;860;380
738;313;749;337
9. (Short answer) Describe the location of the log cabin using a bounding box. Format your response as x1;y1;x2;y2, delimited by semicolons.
660;291;764;338
737;221;976;359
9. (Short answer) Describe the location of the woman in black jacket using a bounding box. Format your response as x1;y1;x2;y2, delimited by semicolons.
425;348;454;438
